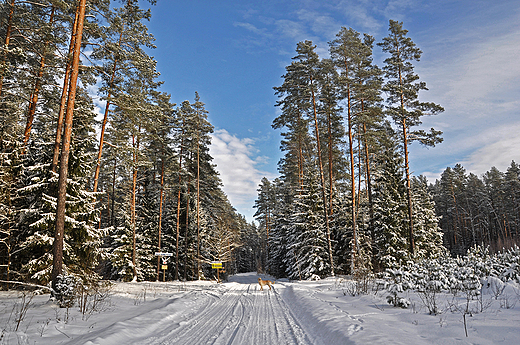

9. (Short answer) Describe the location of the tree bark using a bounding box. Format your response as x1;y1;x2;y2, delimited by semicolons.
51;5;80;173
345;71;359;272
362;121;374;239
326;106;334;215
175;127;184;280
51;0;87;286
196;129;201;279
184;174;190;281
396;51;415;254
0;0;16;97
309;75;335;277
92;31;123;192
156;155;165;281
22;6;55;153
131;127;140;281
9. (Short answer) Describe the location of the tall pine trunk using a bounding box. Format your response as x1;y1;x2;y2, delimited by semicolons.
92;31;122;192
23;7;56;152
130;127;140;281
346;78;359;272
175;128;184;280
51;0;87;287
326;107;334;215
309;75;335;277
156;156;165;280
51;5;80;173
196;129;201;279
0;0;15;97
399;59;415;254
362;121;374;237
184;174;190;280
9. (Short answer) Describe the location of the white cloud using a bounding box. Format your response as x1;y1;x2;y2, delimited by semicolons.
459;123;520;177
210;129;277;221
233;22;268;37
407;7;520;182
442;31;520;117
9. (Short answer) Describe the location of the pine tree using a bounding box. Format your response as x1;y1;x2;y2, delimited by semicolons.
291;40;334;276
330;27;383;271
483;166;508;248
378;20;444;255
273;57;312;190
91;0;157;193
316;59;344;215
51;0;88;288
146;91;175;280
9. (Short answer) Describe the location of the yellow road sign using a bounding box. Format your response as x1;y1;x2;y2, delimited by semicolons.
211;262;222;269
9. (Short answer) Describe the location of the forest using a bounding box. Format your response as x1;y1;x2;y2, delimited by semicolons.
0;0;518;298
250;26;520;279
0;0;247;293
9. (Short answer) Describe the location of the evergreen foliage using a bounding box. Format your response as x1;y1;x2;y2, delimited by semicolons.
1;2;516;292
0;1;244;290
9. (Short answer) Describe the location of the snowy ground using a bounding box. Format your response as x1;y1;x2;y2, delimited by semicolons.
1;272;519;344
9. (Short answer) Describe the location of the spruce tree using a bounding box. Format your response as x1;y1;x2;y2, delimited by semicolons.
253;176;275;268
288;170;331;280
411;175;444;260
372;126;409;270
292;40;334;276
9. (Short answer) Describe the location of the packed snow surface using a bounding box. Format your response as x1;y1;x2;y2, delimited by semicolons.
1;272;519;344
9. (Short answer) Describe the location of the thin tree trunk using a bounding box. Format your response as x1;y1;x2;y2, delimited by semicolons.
184;175;190;281
92;31;123;192
175;185;181;280
402;117;414;254
362;121;374;240
297;113;304;191
309;75;334;277
131;126;140;281
196;130;201;279
51;5;80;173
111;157;116;227
51;0;87;287
156;157;165;281
346;78;359;272
398;61;415;254
357;129;362;213
327;107;334;215
175;129;184;280
23;7;56;152
0;0;15;97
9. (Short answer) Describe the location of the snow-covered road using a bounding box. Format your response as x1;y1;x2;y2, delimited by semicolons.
69;273;321;345
142;277;312;345
1;272;519;344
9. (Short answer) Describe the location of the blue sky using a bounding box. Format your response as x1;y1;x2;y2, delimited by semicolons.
139;0;520;222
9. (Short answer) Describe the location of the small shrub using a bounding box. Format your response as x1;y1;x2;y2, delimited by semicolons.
53;274;78;308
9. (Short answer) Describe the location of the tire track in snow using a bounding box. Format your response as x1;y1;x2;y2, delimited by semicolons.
143;278;315;345
71;275;321;345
